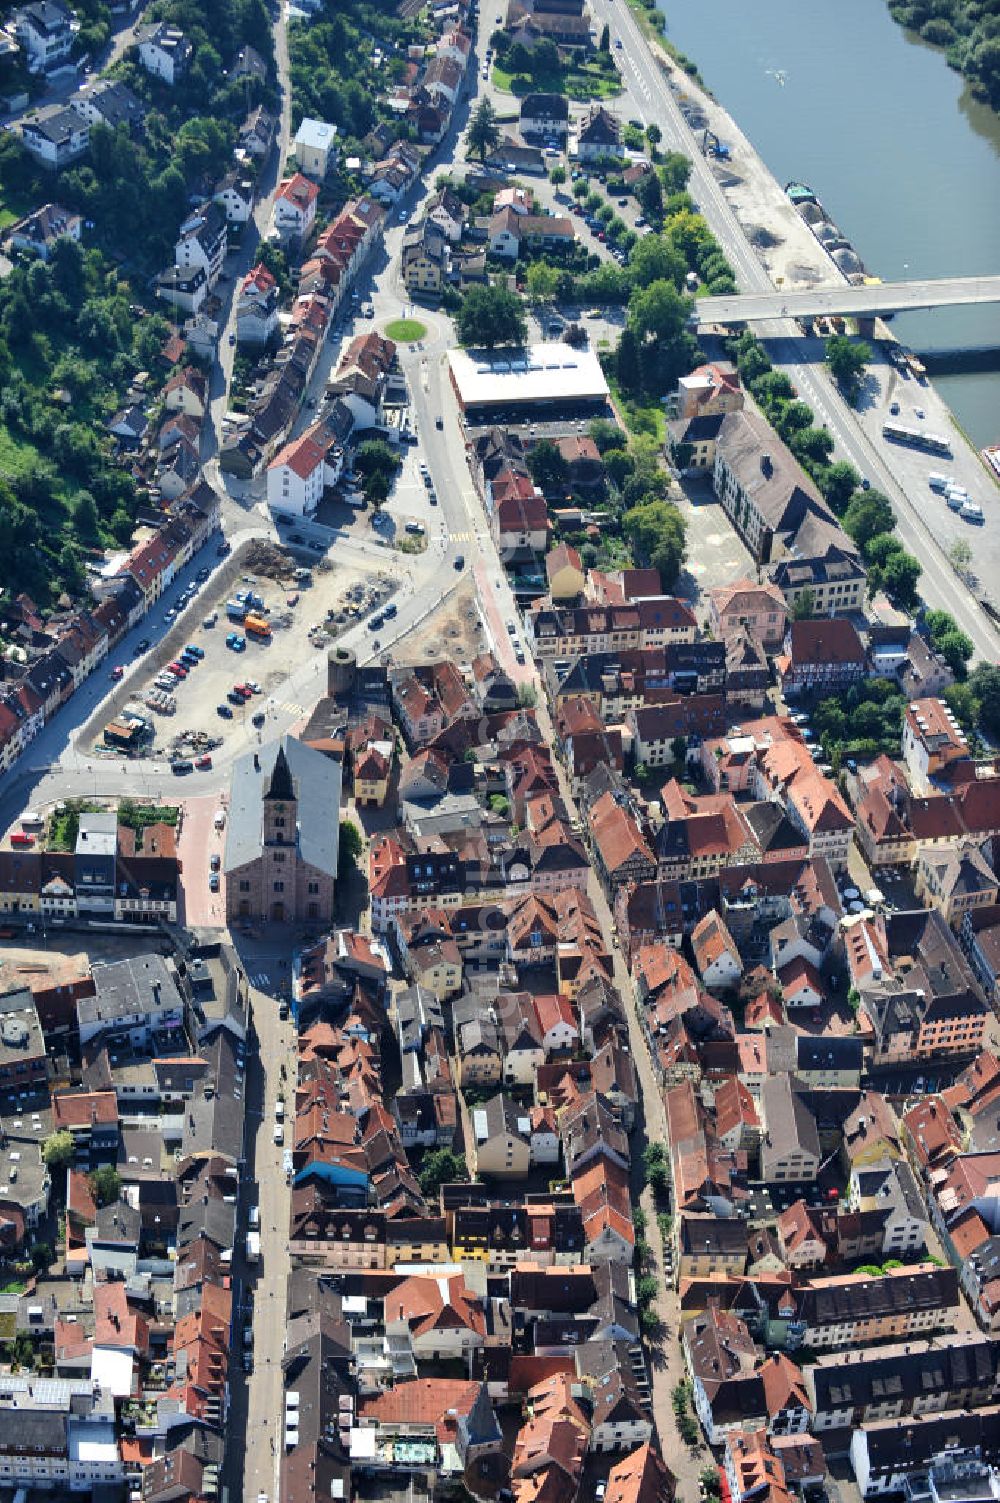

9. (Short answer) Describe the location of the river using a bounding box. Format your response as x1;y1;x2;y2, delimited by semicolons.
660;0;1000;449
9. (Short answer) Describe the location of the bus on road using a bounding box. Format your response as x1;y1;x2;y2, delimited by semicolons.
882;421;951;456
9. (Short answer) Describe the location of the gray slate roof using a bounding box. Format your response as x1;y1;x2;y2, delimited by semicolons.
224;735;342;878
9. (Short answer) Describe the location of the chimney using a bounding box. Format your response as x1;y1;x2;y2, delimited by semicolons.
761;454;773;479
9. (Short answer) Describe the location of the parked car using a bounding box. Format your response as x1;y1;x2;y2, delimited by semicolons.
110;664;124;680
196;754;212;770
209;872;220;892
217;703;234;718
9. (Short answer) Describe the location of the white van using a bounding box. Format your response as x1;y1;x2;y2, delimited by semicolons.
927;472;948;492
213;809;226;830
248;1204;260;1229
961;500;984;522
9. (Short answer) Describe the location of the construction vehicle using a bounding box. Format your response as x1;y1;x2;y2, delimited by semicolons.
702;128;731;161
244;613;272;639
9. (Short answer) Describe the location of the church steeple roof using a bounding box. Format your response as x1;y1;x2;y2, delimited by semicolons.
265;742;295;801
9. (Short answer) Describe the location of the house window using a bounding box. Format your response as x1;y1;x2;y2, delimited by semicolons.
273;880;284;893
239;880;250;893
308;881;319;894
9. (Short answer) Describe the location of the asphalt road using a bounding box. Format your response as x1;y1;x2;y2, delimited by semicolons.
593;0;1000;660
228;982;297;1503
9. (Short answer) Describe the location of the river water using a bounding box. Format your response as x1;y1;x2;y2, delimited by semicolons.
660;0;1000;448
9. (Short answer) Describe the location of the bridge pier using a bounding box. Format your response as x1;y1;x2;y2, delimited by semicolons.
856;317;877;340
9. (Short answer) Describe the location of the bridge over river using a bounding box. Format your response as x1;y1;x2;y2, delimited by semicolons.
694;275;1000;328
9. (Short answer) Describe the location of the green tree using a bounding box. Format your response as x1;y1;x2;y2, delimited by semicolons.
628;279;692;343
338;818;363;879
636;1274;659;1307
749;369;795;417
843;489;895;551
42;1131;75;1168
635;168;663;222
822;459;862;514
531;38;560;80
467;97;501;161
355;439;400;508
789;425;835;467
528;439;569;494
599;21;610;50
792;587;816;620
419;1148;469;1198
866;532;905;569
825;334;872;397
882;548;922;608
949;538;973;574
646;122;662;147
525;260;559;305
457;284;527;348
549;164;566;185
968;664;1000;739
31;1241;53;1272
615;325;642;394
622;499;687;588
89;1166;121;1208
74;490;101;543
589;418;623;453
731;330;772;385
944;681;981;737
935;628;974;676
629;232;685;290
659;150;692;194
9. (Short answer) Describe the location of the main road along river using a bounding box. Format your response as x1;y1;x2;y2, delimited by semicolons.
660;0;1000;448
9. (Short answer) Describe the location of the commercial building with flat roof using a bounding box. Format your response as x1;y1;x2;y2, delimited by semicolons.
447;343;610;423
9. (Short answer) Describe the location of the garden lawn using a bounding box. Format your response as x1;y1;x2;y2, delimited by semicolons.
605;374;667;443
385;318;428;342
492;61;621;101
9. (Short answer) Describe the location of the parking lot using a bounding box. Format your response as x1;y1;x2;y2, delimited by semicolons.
101;547;396;767
674;481;756;602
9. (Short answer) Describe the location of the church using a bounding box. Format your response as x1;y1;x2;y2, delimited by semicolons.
223;737;341;926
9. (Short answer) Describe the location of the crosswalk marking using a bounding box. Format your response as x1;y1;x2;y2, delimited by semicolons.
249;972;270;989
448;531;473;541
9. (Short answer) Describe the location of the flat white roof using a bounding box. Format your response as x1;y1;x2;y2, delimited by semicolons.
448;342;609;408
295;117;337;148
350;1428;379;1460
91;1346;134;1399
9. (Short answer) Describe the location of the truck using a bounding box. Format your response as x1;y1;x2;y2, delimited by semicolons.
226;599;247;622
245;1230;261;1264
244;613;272;638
